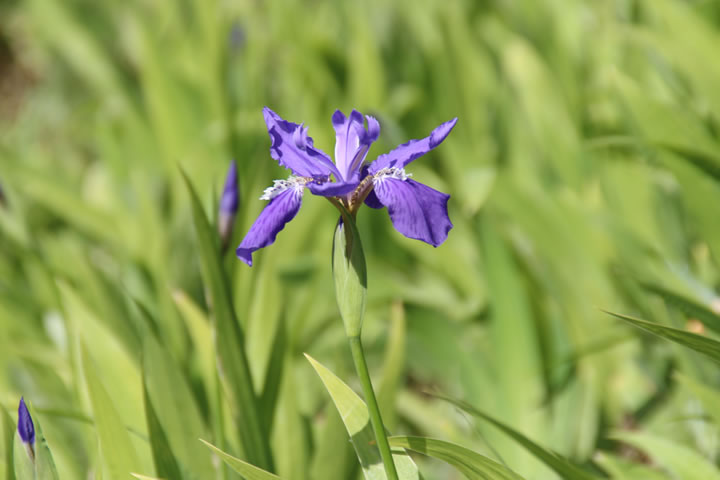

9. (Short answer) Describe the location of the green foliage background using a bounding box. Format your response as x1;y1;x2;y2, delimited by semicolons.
3;0;720;478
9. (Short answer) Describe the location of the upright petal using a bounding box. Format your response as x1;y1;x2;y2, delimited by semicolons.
369;118;458;174
332;110;380;181
372;177;452;247
236;186;303;266
264;107;342;179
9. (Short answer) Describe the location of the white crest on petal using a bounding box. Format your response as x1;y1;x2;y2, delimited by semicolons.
372;167;412;184
259;176;308;201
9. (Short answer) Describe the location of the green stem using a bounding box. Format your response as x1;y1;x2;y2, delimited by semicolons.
348;335;399;480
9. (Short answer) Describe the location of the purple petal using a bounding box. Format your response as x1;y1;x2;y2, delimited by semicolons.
373;178;452;246
332;110;380;182
219;160;239;215
236;187;303;266
369;118;458;174
18;397;35;445
364;188;384;209
306;180;357;197
264;107;342;179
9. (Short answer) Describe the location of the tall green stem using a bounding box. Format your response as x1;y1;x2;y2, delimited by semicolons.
348;335;399;480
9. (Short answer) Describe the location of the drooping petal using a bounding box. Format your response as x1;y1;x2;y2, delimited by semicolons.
372;177;452;247
264;107;342;179
369;117;458;174
236;185;303;266
332;110;380;181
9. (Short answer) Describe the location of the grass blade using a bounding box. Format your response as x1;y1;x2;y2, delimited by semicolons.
200;439;281;480
143;383;183;480
1;405;15;480
612;431;720;480
81;344;141;479
604;311;720;362
181;170;273;471
641;283;720;334
388;436;526;480
305;353;419;480
433;394;602;480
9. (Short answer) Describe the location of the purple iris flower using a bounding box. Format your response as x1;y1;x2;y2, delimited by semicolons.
18;397;35;446
236;108;457;266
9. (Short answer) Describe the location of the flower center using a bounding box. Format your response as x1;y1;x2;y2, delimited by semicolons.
345;167;411;214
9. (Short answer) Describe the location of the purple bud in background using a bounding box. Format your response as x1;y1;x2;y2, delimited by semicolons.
18;397;35;446
219;160;240;252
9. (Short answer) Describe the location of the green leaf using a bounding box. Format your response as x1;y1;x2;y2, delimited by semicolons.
142;332;212;478
305;353;419;480
433;394;601;480
181;170;273;471
388;436;526;480
13;402;59;480
641;283;720;335
377;301;406;431
675;373;720;428
594;452;668;480
612;431;720;480
1;405;15;480
604;311;720;362
332;214;367;337
200;439;281;480
81;343;141;479
143;382;183;480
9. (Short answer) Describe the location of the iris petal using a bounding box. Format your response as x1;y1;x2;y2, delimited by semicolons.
372;178;452;247
332;109;380;182
236;186;303;266
264;107;342;179
369;118;458;174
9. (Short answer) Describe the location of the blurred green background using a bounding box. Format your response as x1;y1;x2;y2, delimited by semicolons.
4;0;720;478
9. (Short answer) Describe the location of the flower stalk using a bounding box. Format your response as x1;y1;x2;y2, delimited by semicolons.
332;212;398;480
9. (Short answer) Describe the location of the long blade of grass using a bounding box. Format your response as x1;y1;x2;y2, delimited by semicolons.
604;311;720;362
388;436;526;480
304;354;419;480
433;394;602;480
181;170;273;471
200;439;281;480
81;344;141;479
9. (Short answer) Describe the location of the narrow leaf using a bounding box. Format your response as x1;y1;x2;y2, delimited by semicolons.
612;431;720;480
143;383;182;480
434;394;602;480
200;439;281;480
181;170;273;471
1;405;15;480
81;344;141;479
641;283;720;335
388;436;526;480
305;353;419;480
143;333;213;477
605;311;720;362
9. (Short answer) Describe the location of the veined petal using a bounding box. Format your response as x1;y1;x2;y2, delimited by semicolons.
236;184;304;266
369;117;458;174
264;107;342;179
373;176;452;247
332;110;380;181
